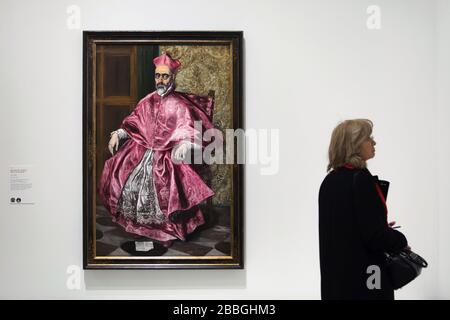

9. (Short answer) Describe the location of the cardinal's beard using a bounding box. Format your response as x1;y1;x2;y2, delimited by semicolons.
156;83;174;96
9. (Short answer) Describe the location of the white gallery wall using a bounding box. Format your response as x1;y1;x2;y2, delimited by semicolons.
437;0;450;300
0;0;449;299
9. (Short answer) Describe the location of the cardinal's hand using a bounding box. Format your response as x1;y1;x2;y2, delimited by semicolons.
108;132;119;155
172;142;190;163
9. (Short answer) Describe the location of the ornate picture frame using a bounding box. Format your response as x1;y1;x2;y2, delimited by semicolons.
83;31;244;269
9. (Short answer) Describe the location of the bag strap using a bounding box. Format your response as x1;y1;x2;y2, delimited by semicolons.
405;250;428;268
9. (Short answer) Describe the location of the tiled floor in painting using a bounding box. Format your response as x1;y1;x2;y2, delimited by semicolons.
95;204;231;257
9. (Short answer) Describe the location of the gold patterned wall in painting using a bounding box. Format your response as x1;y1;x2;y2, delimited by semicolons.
160;44;232;206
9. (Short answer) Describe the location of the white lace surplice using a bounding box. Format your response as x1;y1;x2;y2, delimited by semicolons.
117;148;166;225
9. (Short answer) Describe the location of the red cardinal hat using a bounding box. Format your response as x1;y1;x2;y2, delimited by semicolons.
153;53;181;72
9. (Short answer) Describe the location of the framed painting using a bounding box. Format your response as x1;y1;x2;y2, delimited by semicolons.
83;31;243;269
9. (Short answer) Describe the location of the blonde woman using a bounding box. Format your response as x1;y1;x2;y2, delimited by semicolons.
319;119;408;300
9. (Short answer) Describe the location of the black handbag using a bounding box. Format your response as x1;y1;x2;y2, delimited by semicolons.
353;171;428;290
385;249;428;290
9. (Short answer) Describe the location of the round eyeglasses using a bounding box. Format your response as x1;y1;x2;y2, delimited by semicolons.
155;73;171;80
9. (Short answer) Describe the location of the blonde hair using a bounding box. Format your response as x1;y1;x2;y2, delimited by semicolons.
327;119;373;171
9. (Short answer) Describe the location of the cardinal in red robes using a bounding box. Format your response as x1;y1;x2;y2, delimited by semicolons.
98;53;216;246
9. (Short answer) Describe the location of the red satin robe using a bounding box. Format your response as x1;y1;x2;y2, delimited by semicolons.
98;90;215;241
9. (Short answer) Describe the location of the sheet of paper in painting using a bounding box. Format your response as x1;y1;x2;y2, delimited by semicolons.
135;241;154;252
9;165;35;204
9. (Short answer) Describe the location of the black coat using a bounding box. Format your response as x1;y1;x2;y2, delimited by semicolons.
319;167;408;300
